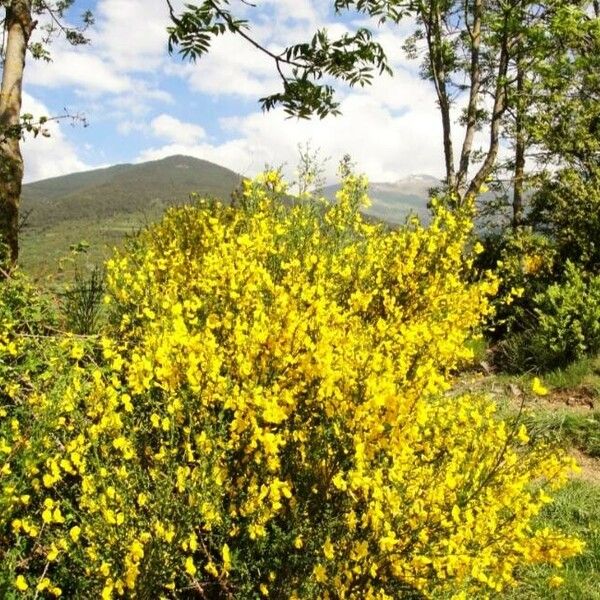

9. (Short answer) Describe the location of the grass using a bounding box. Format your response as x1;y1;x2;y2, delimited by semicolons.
19;212;153;283
465;336;489;365
505;480;600;599
521;410;600;458
455;354;600;598
544;355;600;393
495;356;600;458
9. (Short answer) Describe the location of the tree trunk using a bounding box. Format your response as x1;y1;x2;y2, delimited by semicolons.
456;0;483;196
466;11;510;201
512;57;525;229
425;1;456;194
0;0;33;268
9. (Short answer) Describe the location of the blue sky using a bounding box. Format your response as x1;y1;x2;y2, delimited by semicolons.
22;0;455;184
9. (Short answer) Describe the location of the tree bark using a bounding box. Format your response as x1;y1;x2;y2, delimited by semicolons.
466;12;510;201
456;0;483;196
0;0;33;268
512;55;525;229
425;1;456;193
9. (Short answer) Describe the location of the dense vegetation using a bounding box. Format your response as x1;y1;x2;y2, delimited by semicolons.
1;0;599;597
0;173;587;598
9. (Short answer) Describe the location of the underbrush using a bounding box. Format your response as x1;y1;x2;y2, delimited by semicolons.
503;480;600;599
0;172;584;598
521;410;600;459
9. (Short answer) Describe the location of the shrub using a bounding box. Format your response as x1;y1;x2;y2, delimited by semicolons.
60;266;105;335
0;172;582;599
476;227;556;338
498;262;600;372
532;263;600;370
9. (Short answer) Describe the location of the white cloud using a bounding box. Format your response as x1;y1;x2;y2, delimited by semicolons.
261;0;322;24
28;50;132;94
167;34;278;99
21;93;91;182
117;120;145;136
23;0;490;189
137;83;448;183
25;0;173;101
151;114;206;144
93;0;172;72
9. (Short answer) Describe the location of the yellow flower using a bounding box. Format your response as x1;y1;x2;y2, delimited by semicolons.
323;538;335;560
101;583;113;600
70;344;85;360
531;377;549;396
185;556;197;577
47;545;59;561
52;507;65;523
517;424;530;444
222;543;232;572
130;540;145;561
313;564;327;583
15;575;28;591
549;575;564;588
69;525;81;542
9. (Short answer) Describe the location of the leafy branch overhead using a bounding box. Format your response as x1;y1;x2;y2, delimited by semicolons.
166;0;392;118
2;0;94;61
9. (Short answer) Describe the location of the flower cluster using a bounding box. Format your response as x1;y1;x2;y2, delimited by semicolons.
1;172;581;598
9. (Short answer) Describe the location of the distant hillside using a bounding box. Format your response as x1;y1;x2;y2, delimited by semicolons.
23;155;243;228
19;157;446;278
20;155;244;278
323;174;439;224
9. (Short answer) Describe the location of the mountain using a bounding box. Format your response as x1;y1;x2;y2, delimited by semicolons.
322;174;440;224
23;155;244;229
20;155;244;278
19;156;441;279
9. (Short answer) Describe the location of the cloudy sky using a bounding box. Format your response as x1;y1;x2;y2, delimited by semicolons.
22;0;453;184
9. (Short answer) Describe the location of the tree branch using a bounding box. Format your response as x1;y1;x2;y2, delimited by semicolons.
456;0;483;193
466;11;511;201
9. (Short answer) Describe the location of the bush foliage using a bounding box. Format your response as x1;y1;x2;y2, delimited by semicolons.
0;173;583;598
496;261;600;372
532;263;600;368
530;168;600;274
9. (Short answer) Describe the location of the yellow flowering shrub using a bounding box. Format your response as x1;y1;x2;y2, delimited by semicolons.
0;172;582;598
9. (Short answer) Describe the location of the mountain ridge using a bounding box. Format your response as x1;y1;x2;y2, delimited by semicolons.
23;155;245;229
20;155;245;277
20;155;434;277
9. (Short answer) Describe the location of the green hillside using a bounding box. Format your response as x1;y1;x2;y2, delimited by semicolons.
20;155;243;279
20;158;511;280
322;174;437;225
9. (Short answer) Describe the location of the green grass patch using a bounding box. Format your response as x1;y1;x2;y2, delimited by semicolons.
521;409;600;458
504;480;600;599
544;355;600;393
465;336;489;365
